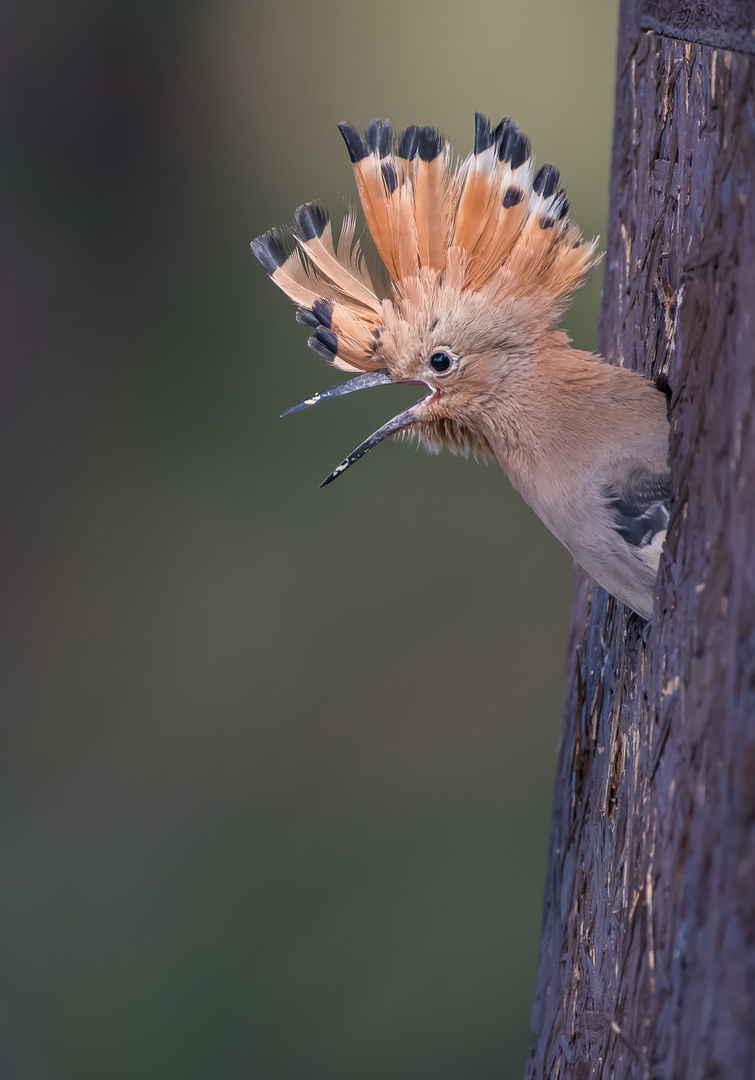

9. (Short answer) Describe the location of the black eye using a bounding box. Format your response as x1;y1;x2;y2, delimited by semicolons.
430;351;453;373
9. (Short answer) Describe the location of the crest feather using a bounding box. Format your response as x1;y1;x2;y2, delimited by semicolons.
292;202;381;312
252;113;600;371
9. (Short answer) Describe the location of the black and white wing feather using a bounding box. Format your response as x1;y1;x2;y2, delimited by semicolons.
604;469;671;568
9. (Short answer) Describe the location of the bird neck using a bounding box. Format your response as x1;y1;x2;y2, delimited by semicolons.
485;342;633;492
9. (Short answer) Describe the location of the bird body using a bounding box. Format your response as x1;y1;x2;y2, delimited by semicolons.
491;347;669;619
252;115;670;620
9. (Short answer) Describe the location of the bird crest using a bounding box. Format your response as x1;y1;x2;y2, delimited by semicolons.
252;113;600;484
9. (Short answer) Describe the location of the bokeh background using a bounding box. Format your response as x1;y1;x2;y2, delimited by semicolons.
1;2;619;1077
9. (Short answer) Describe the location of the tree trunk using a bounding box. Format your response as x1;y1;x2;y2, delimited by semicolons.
525;3;755;1078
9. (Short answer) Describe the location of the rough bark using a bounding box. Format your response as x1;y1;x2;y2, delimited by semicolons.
640;0;755;55
525;2;755;1078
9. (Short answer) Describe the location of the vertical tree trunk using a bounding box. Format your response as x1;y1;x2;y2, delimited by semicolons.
525;3;755;1077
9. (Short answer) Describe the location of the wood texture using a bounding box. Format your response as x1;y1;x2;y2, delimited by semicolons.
641;0;755;54
525;2;755;1076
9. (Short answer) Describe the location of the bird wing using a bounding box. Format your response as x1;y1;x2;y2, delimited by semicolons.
603;469;671;562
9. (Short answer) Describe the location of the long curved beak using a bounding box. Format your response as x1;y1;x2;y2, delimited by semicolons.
280;370;394;417
318;404;420;486
280;369;430;486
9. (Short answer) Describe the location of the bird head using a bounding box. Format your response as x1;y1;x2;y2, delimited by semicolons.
252;115;600;485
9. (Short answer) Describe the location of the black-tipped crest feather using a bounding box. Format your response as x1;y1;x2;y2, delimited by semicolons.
365;119;392;158
397;125;419;160
312;298;333;327
474;112;494;154
294;202;329;241
337;122;366;162
499;123;530;168
296;306;319;328
417;127;442;162
496;119;516;159
308;332;337;360
533;164;560;198
313;325;338;354
250;230;290;274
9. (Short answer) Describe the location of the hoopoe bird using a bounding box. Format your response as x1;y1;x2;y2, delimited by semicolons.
252;115;670;620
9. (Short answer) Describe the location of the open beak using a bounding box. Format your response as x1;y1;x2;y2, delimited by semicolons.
280;369;431;487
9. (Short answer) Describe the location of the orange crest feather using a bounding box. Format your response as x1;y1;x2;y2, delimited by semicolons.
251;113;600;372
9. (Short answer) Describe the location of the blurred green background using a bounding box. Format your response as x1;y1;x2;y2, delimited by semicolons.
1;1;618;1077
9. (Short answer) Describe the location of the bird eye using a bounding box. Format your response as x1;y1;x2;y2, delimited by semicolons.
429;351;453;374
